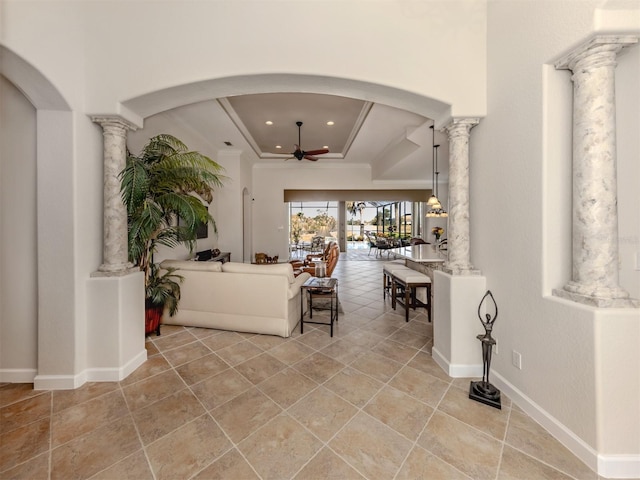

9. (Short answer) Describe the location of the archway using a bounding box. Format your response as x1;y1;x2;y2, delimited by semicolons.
0;46;76;385
122;73;452;128
121;74;452;266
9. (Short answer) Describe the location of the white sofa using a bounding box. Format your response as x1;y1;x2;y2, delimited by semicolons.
159;260;312;337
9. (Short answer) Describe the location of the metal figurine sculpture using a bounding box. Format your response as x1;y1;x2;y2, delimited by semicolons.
469;290;502;409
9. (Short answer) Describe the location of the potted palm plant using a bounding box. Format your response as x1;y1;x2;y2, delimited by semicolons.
120;134;225;335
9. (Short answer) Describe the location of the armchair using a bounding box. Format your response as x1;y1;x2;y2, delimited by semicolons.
290;241;335;269
293;243;340;277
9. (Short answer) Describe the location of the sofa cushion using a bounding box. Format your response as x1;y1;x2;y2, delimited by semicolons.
222;262;295;284
160;259;223;272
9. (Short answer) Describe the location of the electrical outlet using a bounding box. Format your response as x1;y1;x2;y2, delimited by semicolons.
512;350;522;369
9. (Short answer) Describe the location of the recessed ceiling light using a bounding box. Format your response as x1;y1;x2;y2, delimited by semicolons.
265;121;273;125
326;121;334;126
275;145;282;149
323;145;329;149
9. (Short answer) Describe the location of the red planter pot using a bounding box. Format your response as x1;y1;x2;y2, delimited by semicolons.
145;303;163;336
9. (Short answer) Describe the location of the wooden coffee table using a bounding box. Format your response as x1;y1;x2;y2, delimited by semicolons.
300;277;338;336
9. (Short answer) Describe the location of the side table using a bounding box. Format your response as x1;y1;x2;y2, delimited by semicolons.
301;277;339;336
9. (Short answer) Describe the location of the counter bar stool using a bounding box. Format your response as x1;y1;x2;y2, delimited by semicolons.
382;260;410;300
391;269;432;322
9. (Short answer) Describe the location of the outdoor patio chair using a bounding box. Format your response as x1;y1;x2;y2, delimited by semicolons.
309;236;325;254
375;237;395;258
366;234;378;256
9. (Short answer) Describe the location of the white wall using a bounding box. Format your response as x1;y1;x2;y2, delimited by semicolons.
0;75;38;380
616;44;640;299
478;0;640;469
74;1;487;119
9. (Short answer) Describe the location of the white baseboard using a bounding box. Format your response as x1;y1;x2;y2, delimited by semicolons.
0;368;37;383
31;349;147;390
598;455;640;479
85;350;147;382
431;347;483;378
492;371;640;479
34;372;87;390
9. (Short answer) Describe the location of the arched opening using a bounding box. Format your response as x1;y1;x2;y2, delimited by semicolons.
122;73;451;128
0;46;75;384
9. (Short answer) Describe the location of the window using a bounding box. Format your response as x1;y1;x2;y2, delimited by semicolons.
289;202;338;244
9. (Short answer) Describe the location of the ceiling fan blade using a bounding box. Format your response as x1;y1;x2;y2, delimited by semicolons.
304;155;319;161
303;149;329;156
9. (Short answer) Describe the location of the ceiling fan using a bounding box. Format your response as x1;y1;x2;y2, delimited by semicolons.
287;121;329;161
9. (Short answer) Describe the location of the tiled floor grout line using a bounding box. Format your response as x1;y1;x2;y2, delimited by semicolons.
349;277;467;479
234;307;411;480
155;335;244;480
115;381;157;480
493;400;513;480
392;381;469;480
277;320;440;480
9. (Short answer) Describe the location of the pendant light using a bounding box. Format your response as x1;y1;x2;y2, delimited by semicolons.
426;125;440;207
431;144;448;217
426;125;448;217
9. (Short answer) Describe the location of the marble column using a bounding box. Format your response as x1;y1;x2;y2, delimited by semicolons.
91;116;138;276
554;35;638;308
443;118;481;276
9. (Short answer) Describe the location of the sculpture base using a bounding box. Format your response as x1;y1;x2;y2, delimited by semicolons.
469;381;502;409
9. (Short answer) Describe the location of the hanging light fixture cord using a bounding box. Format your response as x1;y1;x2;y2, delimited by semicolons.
426;124;447;217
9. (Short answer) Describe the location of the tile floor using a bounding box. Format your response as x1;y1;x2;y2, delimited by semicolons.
1;251;603;479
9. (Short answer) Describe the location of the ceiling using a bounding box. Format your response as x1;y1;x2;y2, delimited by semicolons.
146;92;449;184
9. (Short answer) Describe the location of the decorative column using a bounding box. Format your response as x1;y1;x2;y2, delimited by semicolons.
554;35;639;308
443;118;481;275
91;116;138;276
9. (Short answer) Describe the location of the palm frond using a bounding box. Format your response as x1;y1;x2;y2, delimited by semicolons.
120;157;150;214
146;264;183;316
141;134;187;164
122;133;226;310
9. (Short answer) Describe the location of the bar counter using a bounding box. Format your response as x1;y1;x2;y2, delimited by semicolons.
389;244;447;264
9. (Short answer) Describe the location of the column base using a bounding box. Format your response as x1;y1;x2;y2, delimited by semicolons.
92;264;138;277
442;263;482;276
553;283;639;308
